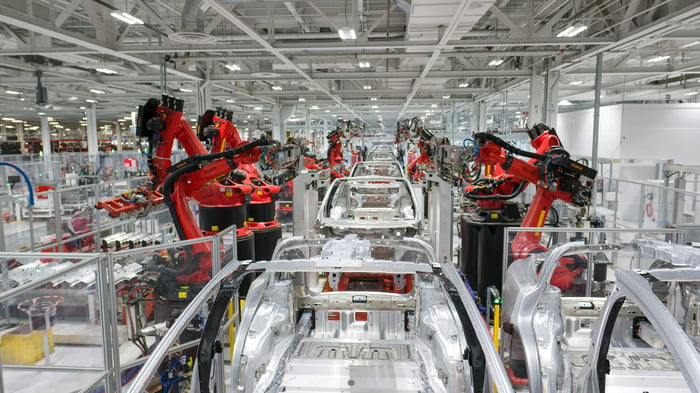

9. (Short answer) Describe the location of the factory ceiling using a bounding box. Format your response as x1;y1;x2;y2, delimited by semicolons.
0;0;699;131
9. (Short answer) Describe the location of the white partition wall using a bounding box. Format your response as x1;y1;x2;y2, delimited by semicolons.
557;103;700;165
556;104;623;160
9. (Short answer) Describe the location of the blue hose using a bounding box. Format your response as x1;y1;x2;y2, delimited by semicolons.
462;138;478;157
0;162;34;206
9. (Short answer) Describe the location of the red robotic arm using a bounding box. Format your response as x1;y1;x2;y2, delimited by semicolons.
406;117;435;181
472;127;596;262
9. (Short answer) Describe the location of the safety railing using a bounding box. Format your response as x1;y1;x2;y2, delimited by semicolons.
502;227;683;297
0;177;171;253
0;228;238;393
0;252;112;393
594;176;700;233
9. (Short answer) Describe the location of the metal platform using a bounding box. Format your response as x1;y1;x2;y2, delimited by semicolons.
281;340;424;393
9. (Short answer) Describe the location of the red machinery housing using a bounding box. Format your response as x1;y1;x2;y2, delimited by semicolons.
406;118;435;182
96;97;269;284
469;125;597;290
199;108;283;261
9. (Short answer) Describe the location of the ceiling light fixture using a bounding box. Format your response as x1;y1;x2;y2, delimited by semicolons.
5;90;21;95
89;89;105;94
271;85;283;91
86;99;98;103
371;105;378;109
363;85;372;90
225;64;241;71
110;11;144;25
684;91;698;96
338;27;357;40
310;105;319;110
95;67;118;75
680;41;700;49
178;88;193;93
568;81;584;86
458;82;470;88
558;99;573;106
325;110;330;113
442;95;451;99
357;61;371;68
430;104;438;108
370;97;378;101
254;106;263;111
298;97;306;102
488;59;504;66
226;99;236;103
648;55;670;63
557;24;588;38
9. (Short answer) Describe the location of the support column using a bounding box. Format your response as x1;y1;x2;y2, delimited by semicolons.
544;70;560;128
528;66;545;127
305;109;311;141
114;122;123;152
86;104;99;163
196;81;212;116
591;53;604;213
272;104;282;141
470;102;487;133
479;103;487;132
40;114;51;159
17;122;26;153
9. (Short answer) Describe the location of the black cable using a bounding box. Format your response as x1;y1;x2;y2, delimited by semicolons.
464;180;526;201
198;268;253;393
474;132;547;161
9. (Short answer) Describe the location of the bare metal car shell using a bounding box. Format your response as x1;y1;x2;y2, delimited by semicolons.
317;176;422;238
501;240;700;393
229;235;514;393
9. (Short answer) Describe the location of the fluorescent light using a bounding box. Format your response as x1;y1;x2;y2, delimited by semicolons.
442;95;450;99
430;104;438;108
95;67;118;75
370;97;378;101
110;11;144;25
374;110;380;113
178;88;193;92
86;99;98;103
11;119;22;123
357;61;371;68
310;105;319;110
338;27;357;40
363;85;372;90
254;106;263;111
558;99;573;106
557;24;588;38
684;91;698;96
680;40;700;48
325;110;330;113
298;97;306;102
37;112;46;116
5;90;21;95
190;118;197;122
488;59;504;66
226;99;236;103
371;105;378;109
648;55;670;63
225;64;241;71
271;85;283;91
568;81;584;86
89;89;105;94
458;82;470;88
68;96;79;101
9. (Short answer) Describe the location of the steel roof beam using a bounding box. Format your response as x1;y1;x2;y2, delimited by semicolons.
204;0;367;122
